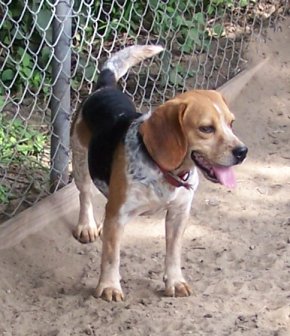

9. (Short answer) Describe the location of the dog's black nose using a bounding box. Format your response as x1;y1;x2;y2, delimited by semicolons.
232;146;248;163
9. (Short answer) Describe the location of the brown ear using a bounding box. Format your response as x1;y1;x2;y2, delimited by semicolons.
139;101;187;171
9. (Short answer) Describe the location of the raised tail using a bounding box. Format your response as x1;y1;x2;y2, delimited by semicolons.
95;45;164;89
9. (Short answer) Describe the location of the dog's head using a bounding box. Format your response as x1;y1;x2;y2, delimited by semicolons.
139;90;247;188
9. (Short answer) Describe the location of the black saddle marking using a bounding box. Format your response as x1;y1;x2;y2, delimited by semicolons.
82;73;141;185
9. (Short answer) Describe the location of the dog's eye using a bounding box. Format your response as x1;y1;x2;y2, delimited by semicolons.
199;126;215;134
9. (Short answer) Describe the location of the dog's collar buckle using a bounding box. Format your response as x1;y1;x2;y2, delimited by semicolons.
158;166;192;190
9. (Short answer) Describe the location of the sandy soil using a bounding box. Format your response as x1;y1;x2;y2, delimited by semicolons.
1;18;290;336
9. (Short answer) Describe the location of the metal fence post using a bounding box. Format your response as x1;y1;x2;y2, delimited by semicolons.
50;0;72;191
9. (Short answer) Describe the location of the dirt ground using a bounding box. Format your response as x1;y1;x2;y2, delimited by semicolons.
0;18;290;336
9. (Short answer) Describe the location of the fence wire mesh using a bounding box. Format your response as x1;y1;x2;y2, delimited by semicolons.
0;0;288;222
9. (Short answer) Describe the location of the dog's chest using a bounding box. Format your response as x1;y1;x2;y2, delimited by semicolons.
121;120;198;216
124;175;179;217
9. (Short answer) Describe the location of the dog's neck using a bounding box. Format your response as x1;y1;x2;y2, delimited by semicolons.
137;130;192;190
155;163;193;190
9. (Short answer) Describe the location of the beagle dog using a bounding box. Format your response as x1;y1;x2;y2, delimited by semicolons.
71;45;247;302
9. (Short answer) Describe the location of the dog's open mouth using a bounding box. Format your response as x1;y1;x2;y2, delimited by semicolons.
191;152;236;188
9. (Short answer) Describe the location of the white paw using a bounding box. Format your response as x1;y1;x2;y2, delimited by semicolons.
73;223;101;243
164;280;192;297
95;282;124;302
163;273;192;297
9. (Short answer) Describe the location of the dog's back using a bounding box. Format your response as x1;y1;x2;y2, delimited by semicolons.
81;45;163;185
82;73;138;137
84;88;139;184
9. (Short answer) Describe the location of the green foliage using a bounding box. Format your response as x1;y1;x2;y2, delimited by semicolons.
0;116;48;205
93;1;143;39
0;0;253;94
0;115;47;166
1;47;51;97
0;1;52;98
0;184;9;204
148;0;206;54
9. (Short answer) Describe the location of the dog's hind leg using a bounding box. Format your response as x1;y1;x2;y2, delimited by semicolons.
71;126;101;243
95;213;125;302
94;144;129;302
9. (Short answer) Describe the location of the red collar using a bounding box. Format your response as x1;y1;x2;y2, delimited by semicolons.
157;164;192;190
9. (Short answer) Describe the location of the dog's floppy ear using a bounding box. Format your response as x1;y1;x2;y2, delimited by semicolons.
139;101;187;171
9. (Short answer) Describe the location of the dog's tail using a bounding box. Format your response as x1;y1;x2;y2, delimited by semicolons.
95;45;164;89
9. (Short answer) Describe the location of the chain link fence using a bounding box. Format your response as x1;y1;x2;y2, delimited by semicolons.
0;0;288;222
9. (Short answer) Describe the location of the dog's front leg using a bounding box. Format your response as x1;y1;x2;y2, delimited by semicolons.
96;210;125;302
163;202;192;297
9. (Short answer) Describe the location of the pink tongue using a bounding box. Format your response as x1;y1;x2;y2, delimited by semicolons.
212;166;236;188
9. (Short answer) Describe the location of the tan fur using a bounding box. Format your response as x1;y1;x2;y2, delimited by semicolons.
95;144;128;302
139;102;188;171
180;90;242;167
106;144;128;218
141;90;243;174
75;119;92;148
